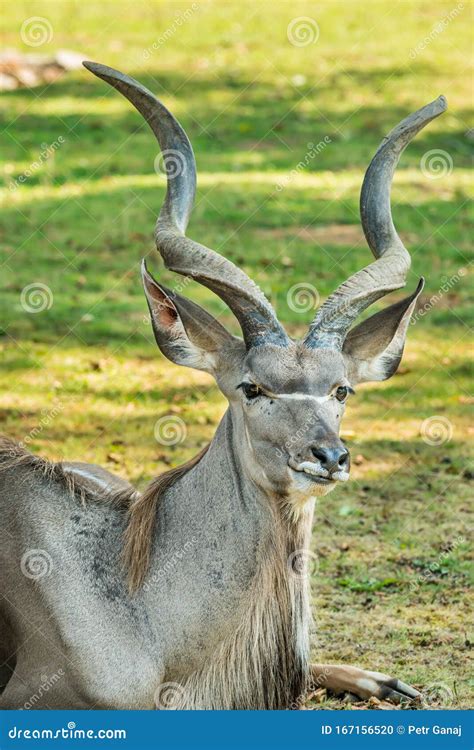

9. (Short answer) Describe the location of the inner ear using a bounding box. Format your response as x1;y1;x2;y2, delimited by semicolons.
343;279;424;384
141;260;238;375
159;282;238;353
143;277;179;328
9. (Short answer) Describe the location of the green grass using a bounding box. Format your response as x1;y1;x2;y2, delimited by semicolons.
0;0;472;708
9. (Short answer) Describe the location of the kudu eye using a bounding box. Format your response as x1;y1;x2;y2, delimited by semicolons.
239;382;263;400
335;386;349;403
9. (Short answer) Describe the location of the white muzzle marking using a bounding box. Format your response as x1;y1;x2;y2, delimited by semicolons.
290;460;350;482
295;461;330;478
330;470;350;482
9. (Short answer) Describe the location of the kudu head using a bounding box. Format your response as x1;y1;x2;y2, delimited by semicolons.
84;62;446;508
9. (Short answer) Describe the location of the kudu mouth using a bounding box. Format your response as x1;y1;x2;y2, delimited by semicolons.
288;457;350;484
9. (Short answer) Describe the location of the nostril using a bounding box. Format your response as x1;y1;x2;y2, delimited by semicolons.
310;446;350;471
338;451;350;468
311;447;328;465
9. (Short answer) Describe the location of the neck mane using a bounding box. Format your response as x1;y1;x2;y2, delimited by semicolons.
132;410;315;709
123;442;210;592
176;500;314;709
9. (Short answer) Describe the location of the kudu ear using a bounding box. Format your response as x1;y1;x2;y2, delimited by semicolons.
342;279;424;384
141;261;236;374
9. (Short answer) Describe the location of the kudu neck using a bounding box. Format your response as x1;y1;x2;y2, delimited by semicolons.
145;407;314;706
187;407;314;535
203;408;281;509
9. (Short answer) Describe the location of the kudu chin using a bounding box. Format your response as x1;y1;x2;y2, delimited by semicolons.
0;63;446;708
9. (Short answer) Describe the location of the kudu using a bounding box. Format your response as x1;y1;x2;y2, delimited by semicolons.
0;62;446;709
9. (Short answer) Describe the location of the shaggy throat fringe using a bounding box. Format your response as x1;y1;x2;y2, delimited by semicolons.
163;510;313;710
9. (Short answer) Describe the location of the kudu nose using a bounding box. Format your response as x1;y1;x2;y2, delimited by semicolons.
310;445;350;473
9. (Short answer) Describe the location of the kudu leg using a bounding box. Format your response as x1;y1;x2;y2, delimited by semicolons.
310;663;420;703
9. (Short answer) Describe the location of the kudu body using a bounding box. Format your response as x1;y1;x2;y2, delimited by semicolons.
0;63;446;709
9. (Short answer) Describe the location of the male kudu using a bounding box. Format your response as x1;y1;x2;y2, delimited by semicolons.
0;63;446;708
